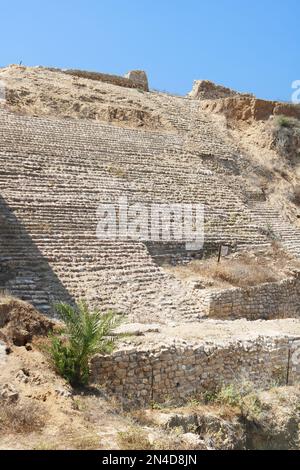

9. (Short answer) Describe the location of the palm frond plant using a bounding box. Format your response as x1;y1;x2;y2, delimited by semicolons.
49;301;122;386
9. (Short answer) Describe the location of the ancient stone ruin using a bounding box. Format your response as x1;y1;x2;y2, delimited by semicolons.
1;64;300;405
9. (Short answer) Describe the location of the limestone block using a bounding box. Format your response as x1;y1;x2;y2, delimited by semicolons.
124;70;149;92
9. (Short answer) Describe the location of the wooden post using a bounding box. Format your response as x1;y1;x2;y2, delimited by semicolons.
217;243;222;263
286;348;291;386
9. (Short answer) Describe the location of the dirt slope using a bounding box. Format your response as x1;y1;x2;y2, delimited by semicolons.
0;298;300;450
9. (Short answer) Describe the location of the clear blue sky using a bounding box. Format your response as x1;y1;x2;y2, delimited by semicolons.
1;0;299;101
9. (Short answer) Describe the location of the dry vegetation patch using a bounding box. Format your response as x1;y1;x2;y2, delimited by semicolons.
117;427;154;450
165;247;300;288
0;294;54;346
0;399;47;434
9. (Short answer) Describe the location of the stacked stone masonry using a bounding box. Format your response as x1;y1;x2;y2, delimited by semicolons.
0;106;271;319
199;276;300;320
91;336;300;406
1;87;300;319
1;69;300;403
45;67;149;91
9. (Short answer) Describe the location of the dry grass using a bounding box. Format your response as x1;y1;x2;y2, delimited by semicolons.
33;430;101;450
33;442;59;450
0;289;14;304
166;247;300;288
117;426;154;450
107;165;128;178
129;409;158;427
65;433;100;450
187;381;267;420
207;261;276;287
0;399;47;434
117;425;195;451
167;257;277;288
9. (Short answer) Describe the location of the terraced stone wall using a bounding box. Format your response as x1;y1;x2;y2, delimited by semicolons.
199;276;300;320
91;336;300;406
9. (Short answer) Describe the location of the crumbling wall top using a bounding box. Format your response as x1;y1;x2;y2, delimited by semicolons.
36;66;149;92
124;70;149;92
188;79;250;100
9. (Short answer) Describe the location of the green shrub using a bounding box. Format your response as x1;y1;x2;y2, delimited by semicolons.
215;384;243;408
276;115;300;129
214;383;263;418
49;301;122;386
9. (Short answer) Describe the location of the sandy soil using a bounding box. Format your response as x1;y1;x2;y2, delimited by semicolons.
0;65;172;130
165;247;300;289
116;318;300;349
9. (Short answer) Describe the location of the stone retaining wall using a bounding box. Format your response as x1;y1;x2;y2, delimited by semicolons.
146;241;224;265
91;336;300;406
199;277;300;320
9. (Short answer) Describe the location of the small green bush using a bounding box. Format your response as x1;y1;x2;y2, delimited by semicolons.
214;383;263;418
276;115;300;129
215;384;243;408
49;301;122;386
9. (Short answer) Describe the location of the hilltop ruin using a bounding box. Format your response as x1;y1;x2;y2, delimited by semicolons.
1;65;300;405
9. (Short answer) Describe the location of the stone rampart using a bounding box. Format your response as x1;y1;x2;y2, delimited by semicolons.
91;335;300;406
199;276;300;320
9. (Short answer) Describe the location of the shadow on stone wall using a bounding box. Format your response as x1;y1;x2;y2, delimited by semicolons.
0;194;75;316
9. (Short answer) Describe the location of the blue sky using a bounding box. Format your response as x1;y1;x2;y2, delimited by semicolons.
0;0;299;101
